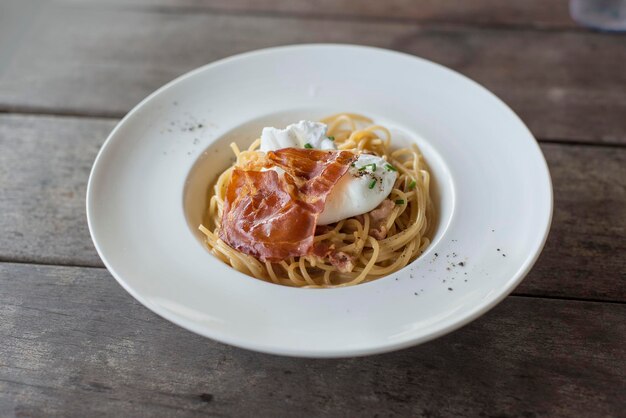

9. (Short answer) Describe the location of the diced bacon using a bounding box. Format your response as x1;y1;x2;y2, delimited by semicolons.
368;199;394;240
328;251;355;273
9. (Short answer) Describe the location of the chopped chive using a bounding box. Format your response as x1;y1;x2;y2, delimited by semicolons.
408;180;417;190
358;163;377;172
385;163;397;172
395;199;405;205
368;179;377;189
304;143;313;149
328;136;335;141
350;162;356;167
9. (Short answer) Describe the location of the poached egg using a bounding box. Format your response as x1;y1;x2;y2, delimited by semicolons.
260;120;336;152
260;121;397;225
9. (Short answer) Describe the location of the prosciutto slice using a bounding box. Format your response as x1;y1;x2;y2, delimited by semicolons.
219;148;356;261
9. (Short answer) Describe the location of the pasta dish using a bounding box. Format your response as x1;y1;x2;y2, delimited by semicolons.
199;113;434;288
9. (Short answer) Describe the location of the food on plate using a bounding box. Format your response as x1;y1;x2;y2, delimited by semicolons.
199;113;434;288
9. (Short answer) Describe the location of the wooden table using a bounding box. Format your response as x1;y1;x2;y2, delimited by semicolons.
1;1;624;416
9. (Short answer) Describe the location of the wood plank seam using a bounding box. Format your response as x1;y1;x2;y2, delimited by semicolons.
56;3;584;33
0;107;124;121
538;138;626;149
512;293;626;306
1;110;624;149
1;260;624;306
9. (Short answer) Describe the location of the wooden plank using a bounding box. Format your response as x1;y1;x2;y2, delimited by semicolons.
60;0;576;29
1;114;625;301
0;5;625;144
0;262;624;417
518;143;626;301
0;114;115;267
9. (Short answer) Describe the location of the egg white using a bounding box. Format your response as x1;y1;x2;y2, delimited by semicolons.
318;154;397;225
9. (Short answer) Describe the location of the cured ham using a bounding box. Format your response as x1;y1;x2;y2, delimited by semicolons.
219;148;356;261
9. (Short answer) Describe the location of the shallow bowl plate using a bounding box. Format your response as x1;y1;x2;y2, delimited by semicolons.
87;44;552;358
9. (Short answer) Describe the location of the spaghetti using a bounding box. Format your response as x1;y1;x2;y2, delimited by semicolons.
199;113;435;288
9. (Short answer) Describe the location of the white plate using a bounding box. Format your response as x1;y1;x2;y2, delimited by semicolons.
87;44;552;358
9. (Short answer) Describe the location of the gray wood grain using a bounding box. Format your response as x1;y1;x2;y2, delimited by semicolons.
0;114;115;267
60;0;575;29
0;2;623;416
1;4;625;144
1;114;625;301
0;262;624;418
519;143;626;301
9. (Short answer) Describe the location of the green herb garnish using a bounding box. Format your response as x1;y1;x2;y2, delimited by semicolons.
385;163;397;172
359;163;377;172
395;199;405;205
368;179;377;189
328;136;335;141
408;180;416;190
304;143;313;149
